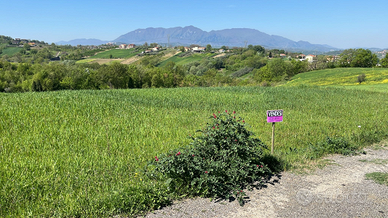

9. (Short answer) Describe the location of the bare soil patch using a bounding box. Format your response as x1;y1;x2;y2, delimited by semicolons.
144;142;388;218
120;56;141;65
213;53;226;58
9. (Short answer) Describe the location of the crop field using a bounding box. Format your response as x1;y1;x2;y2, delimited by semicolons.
1;86;388;217
75;58;96;64
158;52;217;67
89;48;139;59
285;68;388;87
1;47;23;56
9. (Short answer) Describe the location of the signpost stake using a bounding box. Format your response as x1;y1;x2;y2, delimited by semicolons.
267;109;282;155
271;122;275;154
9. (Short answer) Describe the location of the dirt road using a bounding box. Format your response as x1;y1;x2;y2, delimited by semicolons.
145;142;388;218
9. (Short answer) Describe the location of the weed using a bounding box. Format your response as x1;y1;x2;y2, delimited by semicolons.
365;172;388;186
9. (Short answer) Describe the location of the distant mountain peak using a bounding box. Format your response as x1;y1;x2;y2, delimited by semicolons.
56;38;109;46
113;26;337;52
57;26;338;52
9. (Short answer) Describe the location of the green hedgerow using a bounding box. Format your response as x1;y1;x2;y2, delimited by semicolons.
145;111;271;205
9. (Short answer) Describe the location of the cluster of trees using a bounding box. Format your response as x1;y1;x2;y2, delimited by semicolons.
0;60;245;92
254;58;308;82
378;52;388;67
338;49;378;68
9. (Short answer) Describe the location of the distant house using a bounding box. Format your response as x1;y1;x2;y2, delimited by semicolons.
305;55;315;63
127;44;136;49
152;47;159;52
280;53;287;58
119;44;127;49
326;55;339;62
192;46;205;52
28;42;36;46
145;50;151;53
219;49;225;53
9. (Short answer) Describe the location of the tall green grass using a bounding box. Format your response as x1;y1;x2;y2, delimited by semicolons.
1;86;388;216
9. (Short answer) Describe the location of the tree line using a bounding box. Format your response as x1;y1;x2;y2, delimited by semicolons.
0;41;387;93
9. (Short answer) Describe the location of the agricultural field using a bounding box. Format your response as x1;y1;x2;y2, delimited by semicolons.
284;68;388;88
1;86;388;217
0;47;23;56
158;52;217;67
89;48;139;59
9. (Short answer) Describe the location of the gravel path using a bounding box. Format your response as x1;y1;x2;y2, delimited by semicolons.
143;143;388;218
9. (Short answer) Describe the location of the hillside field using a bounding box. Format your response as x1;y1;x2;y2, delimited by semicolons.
158;52;217;67
284;68;388;89
0;47;23;56
89;48;139;59
1;86;388;217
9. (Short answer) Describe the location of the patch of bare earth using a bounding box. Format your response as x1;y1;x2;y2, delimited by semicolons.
213;53;226;58
120;56;141;65
144;142;388;218
161;51;181;61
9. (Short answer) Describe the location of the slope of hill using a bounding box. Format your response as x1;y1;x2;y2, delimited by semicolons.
114;26;337;52
284;68;388;92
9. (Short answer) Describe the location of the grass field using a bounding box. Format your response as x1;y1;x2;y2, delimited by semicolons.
1;86;388;217
89;48;139;59
75;58;96;64
158;53;217;67
1;47;23;56
332;83;388;93
285;68;388;88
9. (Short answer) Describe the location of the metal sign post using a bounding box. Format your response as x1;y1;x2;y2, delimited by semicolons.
267;110;283;154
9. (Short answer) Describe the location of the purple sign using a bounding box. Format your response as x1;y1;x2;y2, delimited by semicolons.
267;110;283;123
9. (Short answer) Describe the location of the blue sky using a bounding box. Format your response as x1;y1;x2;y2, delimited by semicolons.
1;0;387;49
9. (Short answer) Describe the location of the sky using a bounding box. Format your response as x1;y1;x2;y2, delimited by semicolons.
1;0;387;49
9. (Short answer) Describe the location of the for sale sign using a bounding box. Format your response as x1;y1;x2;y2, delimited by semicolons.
267;110;283;123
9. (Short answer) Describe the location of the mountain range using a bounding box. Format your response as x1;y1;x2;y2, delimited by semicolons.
57;26;338;52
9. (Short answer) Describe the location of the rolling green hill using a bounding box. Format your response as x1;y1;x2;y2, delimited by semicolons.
284;68;388;92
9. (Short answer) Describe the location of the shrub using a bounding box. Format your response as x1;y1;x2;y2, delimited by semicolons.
357;74;366;84
145;111;271;205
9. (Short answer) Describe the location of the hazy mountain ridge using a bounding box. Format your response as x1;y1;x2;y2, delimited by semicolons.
57;26;339;52
56;38;110;46
114;26;337;52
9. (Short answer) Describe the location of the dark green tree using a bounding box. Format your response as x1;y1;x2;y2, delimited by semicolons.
206;44;212;52
381;54;388;67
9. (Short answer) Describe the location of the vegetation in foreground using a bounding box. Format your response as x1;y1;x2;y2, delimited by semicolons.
1;86;388;217
146;111;271;206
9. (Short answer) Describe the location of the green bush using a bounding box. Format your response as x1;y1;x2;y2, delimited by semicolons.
145;111;271;205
